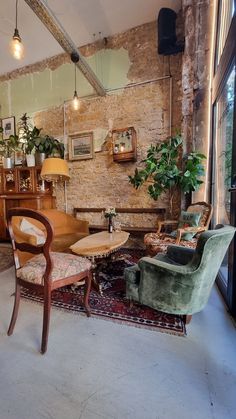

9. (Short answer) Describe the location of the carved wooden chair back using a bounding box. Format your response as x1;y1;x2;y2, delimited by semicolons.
7;207;92;354
187;202;213;229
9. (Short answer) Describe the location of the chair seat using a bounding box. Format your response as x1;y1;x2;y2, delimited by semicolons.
144;232;197;255
17;252;91;285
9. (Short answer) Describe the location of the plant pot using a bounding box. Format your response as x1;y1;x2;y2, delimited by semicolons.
26;154;36;167
3;157;14;169
35;152;46;166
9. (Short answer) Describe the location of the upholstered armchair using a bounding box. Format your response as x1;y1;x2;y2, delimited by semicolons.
125;225;235;322
144;201;213;256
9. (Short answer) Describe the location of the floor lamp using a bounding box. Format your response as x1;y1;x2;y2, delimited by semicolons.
40;158;70;213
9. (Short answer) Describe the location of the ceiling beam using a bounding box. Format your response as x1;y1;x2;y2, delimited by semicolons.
23;0;106;96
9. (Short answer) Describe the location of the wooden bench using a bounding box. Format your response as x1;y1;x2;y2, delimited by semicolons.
73;207;166;234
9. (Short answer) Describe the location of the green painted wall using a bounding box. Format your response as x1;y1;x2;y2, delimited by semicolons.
0;48;130;123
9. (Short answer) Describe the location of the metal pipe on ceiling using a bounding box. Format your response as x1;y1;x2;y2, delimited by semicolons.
23;0;106;97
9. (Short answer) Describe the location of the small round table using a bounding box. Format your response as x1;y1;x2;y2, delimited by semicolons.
70;231;130;295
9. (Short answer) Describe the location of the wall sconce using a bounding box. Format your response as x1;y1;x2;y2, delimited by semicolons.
10;0;24;60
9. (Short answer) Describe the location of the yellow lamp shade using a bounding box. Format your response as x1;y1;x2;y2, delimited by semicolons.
40;158;70;181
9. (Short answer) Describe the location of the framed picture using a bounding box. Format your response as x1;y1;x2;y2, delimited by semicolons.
1;116;15;139
68;131;94;161
14;150;25;166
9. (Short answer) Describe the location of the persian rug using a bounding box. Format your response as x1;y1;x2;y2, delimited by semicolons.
0;246;14;272
21;248;186;336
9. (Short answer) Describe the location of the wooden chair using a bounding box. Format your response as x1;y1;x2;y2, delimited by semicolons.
7;208;92;354
144;202;213;256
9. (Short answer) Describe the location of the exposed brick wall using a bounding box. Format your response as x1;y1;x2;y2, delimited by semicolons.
33;21;183;226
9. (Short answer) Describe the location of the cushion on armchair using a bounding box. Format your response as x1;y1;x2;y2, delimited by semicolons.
20;218;46;245
170;211;202;241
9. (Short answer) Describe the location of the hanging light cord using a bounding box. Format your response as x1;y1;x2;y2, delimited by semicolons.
74;64;77;92
15;0;18;29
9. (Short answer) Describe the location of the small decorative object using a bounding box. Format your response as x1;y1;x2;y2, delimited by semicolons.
120;142;125;152
114;144;119;154
1;116;16;140
14;150;25;166
68;131;93;161
112;127;137;162
104;207;117;233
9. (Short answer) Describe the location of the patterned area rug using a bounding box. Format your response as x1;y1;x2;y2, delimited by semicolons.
21;248;186;336
0;246;14;272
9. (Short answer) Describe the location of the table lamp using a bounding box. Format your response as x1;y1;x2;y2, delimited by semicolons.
40;158;70;212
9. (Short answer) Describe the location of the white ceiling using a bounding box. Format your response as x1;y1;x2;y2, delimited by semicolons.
0;0;181;76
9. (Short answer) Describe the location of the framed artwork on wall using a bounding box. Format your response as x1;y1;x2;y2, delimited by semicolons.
1;116;16;139
68;131;94;161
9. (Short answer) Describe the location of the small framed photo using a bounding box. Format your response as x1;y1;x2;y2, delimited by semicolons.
1;116;16;139
68;131;94;161
14;150;25;166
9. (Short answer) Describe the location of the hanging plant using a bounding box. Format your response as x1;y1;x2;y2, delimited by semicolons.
128;134;206;217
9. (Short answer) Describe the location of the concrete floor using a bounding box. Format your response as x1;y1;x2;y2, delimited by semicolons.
0;266;236;419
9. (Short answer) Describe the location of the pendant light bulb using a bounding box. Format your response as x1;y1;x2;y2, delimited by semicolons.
73;91;80;110
10;30;24;60
10;1;24;60
72;64;80;110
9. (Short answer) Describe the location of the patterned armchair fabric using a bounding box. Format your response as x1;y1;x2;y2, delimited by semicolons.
125;225;235;317
144;202;213;256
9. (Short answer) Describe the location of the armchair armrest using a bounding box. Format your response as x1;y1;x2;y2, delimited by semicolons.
157;219;178;233
176;226;206;244
138;256;193;274
167;245;195;265
72;218;89;234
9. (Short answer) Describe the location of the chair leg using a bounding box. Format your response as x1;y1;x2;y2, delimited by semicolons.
128;298;134;308
84;272;92;317
8;282;21;336
184;314;192;324
41;290;51;354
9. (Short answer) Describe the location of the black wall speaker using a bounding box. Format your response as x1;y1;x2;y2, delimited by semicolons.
157;8;184;55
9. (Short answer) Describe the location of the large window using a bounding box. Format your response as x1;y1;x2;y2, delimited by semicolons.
215;0;235;67
211;1;236;314
212;66;235;286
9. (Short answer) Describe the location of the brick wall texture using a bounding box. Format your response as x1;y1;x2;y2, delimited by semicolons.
1;1;213;228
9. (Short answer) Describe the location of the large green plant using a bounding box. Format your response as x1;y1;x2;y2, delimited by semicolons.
129;134;206;216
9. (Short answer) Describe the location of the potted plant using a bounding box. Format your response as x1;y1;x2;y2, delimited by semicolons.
18;113;44;167
0;128;20;168
34;135;65;164
18;113;65;166
129;134;206;217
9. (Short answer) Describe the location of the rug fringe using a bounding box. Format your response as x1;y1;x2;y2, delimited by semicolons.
21;292;186;337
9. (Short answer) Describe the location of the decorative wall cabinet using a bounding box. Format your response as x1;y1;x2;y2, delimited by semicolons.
0;166;55;240
112;127;137;162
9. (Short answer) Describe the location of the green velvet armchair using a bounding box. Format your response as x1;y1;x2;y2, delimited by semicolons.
125;225;235;322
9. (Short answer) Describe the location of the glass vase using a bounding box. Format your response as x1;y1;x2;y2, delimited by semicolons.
108;217;113;233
